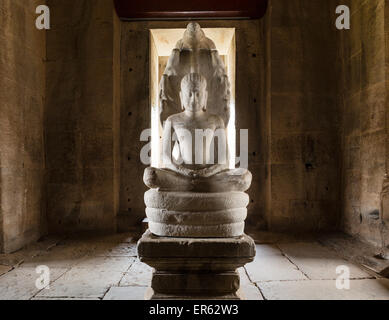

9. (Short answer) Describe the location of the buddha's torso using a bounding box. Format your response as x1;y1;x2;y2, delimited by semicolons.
170;112;221;169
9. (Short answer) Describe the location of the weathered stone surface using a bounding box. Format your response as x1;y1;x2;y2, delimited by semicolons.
36;268;124;299
120;260;153;287
145;190;249;211
245;254;307;282
238;268;264;300
0;251;30;268
258;279;389;300
247;230;317;244
152;271;240;295
138;230;255;259
1;0;388;262
240;284;264;301
103;286;147;300
0;267;68;300
0;234;387;300
145;190;249;237
0;0;46;253
269;0;341;233
146;207;247;225
73;256;135;273
318;233;389;275
145;288;243;300
278;242;373;280
254;244;283;257
92;242;138;257
138;230;256;299
20;242;92;269
338;0;389;246
45;0;117;235
32;297;100;300
0;265;12;276
149;222;245;238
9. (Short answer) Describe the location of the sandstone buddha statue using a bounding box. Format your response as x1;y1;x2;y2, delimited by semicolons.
144;73;252;193
142;23;252;238
138;23;256;301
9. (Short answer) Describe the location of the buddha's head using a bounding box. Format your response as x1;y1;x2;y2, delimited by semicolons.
183;22;205;41
180;73;208;113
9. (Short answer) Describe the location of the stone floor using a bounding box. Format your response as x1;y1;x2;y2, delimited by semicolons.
0;232;388;300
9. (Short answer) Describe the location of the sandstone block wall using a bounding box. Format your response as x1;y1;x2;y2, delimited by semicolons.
0;0;46;252
45;0;117;234
1;0;388;249
269;0;341;232
338;0;388;246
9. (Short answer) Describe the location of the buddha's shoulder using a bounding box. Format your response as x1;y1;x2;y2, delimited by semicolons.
166;113;184;123
208;113;225;127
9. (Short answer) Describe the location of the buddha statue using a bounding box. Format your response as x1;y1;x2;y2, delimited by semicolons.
144;73;252;193
138;22;256;300
143;73;252;238
142;22;252;238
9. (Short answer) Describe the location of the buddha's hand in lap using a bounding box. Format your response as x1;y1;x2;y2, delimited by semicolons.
144;166;252;192
193;164;229;179
144;166;199;190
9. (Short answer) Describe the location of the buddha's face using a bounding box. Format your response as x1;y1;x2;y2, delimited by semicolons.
180;78;208;113
184;22;204;40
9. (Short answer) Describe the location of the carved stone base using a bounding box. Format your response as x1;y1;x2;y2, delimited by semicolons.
144;190;250;238
137;230;256;300
145;288;244;300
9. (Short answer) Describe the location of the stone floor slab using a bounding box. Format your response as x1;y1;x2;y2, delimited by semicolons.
120;260;153;287
20;243;93;269
61;233;134;244
238;269;263;300
0;265;12;276
32;297;100;300
0;232;387;301
73;256;135;273
36;268;124;299
245;254;307;282
318;233;389;274
238;267;251;286
0;252;28;267
254;244;283;257
103;286;147;300
241;284;264;300
258;279;389;300
92;242;138;257
0;267;68;300
247;231;316;244
278;242;373;280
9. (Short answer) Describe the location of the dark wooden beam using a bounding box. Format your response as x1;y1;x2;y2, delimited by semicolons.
114;0;268;20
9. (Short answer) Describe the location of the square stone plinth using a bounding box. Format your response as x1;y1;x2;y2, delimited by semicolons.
137;230;256;300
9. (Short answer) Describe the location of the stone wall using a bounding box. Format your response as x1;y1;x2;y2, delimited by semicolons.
0;0;46;252
3;1;388;246
48;1;343;233
268;0;341;232
338;0;388;246
45;0;118;234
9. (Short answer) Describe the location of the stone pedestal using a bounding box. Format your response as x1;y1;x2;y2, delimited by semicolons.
145;190;250;238
137;230;256;300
